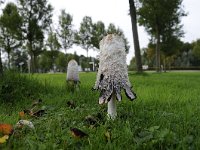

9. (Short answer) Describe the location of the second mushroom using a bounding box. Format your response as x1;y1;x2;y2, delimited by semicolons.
66;59;80;91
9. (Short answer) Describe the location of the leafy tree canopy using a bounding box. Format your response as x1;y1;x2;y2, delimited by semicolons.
91;21;106;49
17;0;53;72
0;2;22;68
57;10;74;53
192;39;200;59
75;16;94;58
138;0;186;37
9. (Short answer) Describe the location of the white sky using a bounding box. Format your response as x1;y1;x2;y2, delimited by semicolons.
3;0;200;64
49;0;148;64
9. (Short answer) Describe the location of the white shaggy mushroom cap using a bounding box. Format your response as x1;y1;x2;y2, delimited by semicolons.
93;34;136;104
66;59;79;82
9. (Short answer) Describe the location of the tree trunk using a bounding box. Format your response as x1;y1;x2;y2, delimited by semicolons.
29;40;33;73
0;49;3;76
33;54;37;73
30;53;34;73
64;47;67;54
30;53;37;73
163;56;166;72
8;53;10;69
86;49;89;59
86;49;89;71
129;0;142;72
169;58;171;71
29;41;36;73
155;26;161;72
52;56;56;73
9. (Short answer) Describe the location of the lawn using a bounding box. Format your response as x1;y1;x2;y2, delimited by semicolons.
0;71;200;149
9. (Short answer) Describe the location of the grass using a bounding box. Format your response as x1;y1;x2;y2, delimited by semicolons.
0;71;200;149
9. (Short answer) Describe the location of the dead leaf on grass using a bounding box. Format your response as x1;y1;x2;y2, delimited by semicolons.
32;98;42;107
0;135;9;144
0;124;13;135
32;109;46;117
70;128;88;139
67;100;76;109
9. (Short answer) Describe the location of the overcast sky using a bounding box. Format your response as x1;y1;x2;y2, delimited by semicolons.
48;0;200;64
3;0;200;64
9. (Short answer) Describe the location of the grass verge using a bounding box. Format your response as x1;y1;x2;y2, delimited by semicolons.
0;71;200;149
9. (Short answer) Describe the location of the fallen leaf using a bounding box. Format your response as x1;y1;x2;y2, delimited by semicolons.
19;111;25;117
22;108;46;118
0;135;9;144
67;101;76;109
0;124;13;135
70;128;88;139
24;109;31;114
24;109;34;117
96;112;104;121
32;98;42;107
84;115;98;126
32;109;46;117
19;111;27;119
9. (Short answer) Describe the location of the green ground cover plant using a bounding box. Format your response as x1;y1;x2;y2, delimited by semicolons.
0;71;200;149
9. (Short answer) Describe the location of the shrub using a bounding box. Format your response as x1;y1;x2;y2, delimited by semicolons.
0;71;46;103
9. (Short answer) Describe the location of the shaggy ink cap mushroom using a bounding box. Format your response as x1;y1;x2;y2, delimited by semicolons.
66;59;79;82
93;34;137;104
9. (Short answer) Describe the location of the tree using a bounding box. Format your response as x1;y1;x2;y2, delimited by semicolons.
0;0;3;5
55;52;67;72
91;21;106;49
38;51;51;72
75;16;93;58
135;42;156;69
0;2;22;69
11;49;28;72
0;0;4;76
46;29;61;71
57;10;74;53
0;0;5;8
161;35;182;71
180;42;192;53
192;39;200;59
0;47;2;76
17;0;53;73
138;0;186;72
129;0;142;72
107;23;130;53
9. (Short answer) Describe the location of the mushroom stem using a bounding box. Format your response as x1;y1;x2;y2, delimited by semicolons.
107;94;117;119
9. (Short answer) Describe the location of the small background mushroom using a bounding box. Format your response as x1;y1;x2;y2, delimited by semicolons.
66;59;80;91
93;34;137;119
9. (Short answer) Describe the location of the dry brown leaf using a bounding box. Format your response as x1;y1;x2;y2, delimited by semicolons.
70;128;88;139
0;124;13;135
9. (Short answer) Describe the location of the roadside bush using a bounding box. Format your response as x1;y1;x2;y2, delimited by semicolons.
0;71;46;103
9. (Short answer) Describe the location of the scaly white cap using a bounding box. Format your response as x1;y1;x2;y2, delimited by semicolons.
66;59;79;82
93;34;136;104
